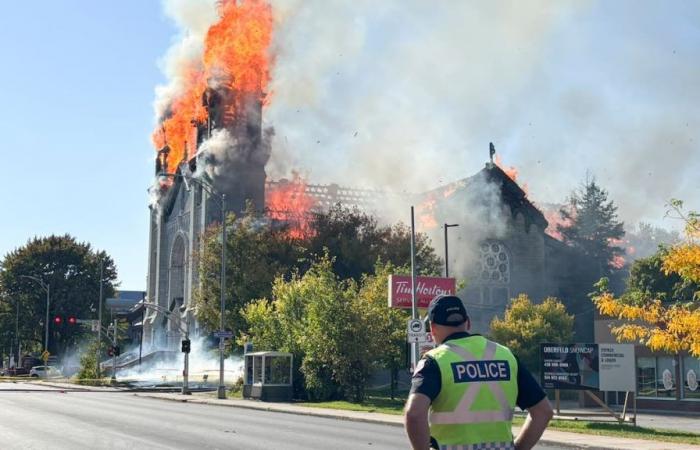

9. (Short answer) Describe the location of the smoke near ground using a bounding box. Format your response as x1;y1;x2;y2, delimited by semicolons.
266;0;700;227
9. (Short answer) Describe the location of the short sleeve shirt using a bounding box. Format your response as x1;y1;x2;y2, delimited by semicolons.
410;332;546;410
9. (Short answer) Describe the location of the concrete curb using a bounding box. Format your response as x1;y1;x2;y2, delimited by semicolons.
133;393;700;450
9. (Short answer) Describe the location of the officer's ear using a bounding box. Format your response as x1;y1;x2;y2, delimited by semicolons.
465;317;471;331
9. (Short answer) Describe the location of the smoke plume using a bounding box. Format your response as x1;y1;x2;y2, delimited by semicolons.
265;0;700;227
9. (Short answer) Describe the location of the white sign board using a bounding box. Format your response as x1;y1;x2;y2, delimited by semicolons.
598;344;636;392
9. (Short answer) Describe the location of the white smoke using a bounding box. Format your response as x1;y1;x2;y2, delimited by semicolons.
194;129;237;178
265;0;699;226
153;0;219;122
116;337;243;385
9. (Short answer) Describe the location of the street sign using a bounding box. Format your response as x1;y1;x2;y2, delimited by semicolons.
407;331;431;343
41;350;50;363
407;319;424;333
91;320;100;332
214;330;234;339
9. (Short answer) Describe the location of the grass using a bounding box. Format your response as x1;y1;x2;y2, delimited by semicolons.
539;418;700;446
296;393;700;446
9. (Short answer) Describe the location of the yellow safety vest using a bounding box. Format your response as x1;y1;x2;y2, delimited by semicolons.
426;335;518;450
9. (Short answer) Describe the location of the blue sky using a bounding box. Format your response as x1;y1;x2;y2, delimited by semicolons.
0;1;174;290
1;1;698;289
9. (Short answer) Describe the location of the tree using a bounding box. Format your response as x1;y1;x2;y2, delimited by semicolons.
558;178;625;275
241;257;410;402
306;205;442;280
197;205;441;341
489;294;574;372
0;235;117;357
623;247;698;305
193;211;304;337
593;199;700;357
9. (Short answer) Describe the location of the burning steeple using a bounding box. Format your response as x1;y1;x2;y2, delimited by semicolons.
152;0;273;213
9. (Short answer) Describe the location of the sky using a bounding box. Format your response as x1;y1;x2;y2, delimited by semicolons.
1;0;698;290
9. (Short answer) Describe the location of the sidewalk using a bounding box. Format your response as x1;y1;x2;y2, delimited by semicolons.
135;392;700;450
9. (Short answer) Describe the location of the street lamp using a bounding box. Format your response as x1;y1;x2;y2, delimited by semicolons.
20;275;50;354
443;223;459;278
159;167;228;399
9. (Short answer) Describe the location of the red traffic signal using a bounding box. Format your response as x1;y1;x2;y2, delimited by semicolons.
53;316;62;325
67;316;77;325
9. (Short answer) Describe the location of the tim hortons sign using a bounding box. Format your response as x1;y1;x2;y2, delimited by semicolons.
388;275;456;309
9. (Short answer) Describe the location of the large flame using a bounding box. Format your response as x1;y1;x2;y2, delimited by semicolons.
152;0;273;167
266;174;317;239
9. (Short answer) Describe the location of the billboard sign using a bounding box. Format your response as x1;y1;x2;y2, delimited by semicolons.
598;344;636;392
540;343;599;390
388;275;456;309
541;343;637;391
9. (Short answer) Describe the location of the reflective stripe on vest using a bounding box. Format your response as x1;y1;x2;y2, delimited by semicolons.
438;442;514;450
430;340;514;425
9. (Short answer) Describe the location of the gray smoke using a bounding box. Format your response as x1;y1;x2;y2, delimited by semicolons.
266;0;700;228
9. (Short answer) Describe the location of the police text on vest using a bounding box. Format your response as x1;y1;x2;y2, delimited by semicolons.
450;360;511;383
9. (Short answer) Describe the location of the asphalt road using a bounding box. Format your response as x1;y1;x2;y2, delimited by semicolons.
0;383;563;449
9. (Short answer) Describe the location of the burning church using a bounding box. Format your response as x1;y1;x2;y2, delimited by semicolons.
143;0;593;350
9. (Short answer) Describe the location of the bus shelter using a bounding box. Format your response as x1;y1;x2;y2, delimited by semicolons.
243;351;293;402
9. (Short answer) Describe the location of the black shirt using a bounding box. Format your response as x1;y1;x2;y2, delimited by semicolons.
410;332;546;410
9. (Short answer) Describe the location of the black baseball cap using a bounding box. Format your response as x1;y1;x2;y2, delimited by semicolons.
427;295;468;326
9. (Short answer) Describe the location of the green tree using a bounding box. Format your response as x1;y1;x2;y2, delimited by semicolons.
193;211;304;337
241;258;410;402
307;205;442;280
353;262;409;399
0;235;117;357
558;178;625;275
198;205;441;342
622;247;699;305
489;294;574;372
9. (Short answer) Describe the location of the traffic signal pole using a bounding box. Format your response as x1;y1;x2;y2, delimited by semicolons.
182;330;190;395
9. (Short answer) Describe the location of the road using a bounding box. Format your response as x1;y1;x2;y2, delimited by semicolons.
0;382;563;449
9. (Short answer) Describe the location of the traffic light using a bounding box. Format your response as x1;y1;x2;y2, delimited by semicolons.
107;346;114;357
67;316;77;325
53;316;62;325
113;345;121;357
181;339;191;354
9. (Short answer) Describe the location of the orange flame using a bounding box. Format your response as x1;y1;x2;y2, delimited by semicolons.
541;205;573;241
494;154;518;182
417;194;439;230
266;175;317;239
153;0;273;167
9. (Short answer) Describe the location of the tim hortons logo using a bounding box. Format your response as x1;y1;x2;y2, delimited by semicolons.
389;275;456;309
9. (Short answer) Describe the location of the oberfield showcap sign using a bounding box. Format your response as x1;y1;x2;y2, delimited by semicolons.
388;275;456;309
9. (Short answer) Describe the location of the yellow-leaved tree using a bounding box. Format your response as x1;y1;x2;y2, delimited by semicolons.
593;199;700;357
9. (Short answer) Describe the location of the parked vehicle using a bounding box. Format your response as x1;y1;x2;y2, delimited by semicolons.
29;366;63;378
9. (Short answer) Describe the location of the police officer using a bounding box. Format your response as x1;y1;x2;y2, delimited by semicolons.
404;295;553;450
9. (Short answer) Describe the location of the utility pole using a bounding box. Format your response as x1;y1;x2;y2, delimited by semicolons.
15;299;19;367
218;193;227;400
409;206;419;371
111;318;117;383
97;260;103;379
443;223;459;277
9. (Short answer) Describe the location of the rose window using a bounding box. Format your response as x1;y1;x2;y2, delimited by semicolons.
478;241;509;284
